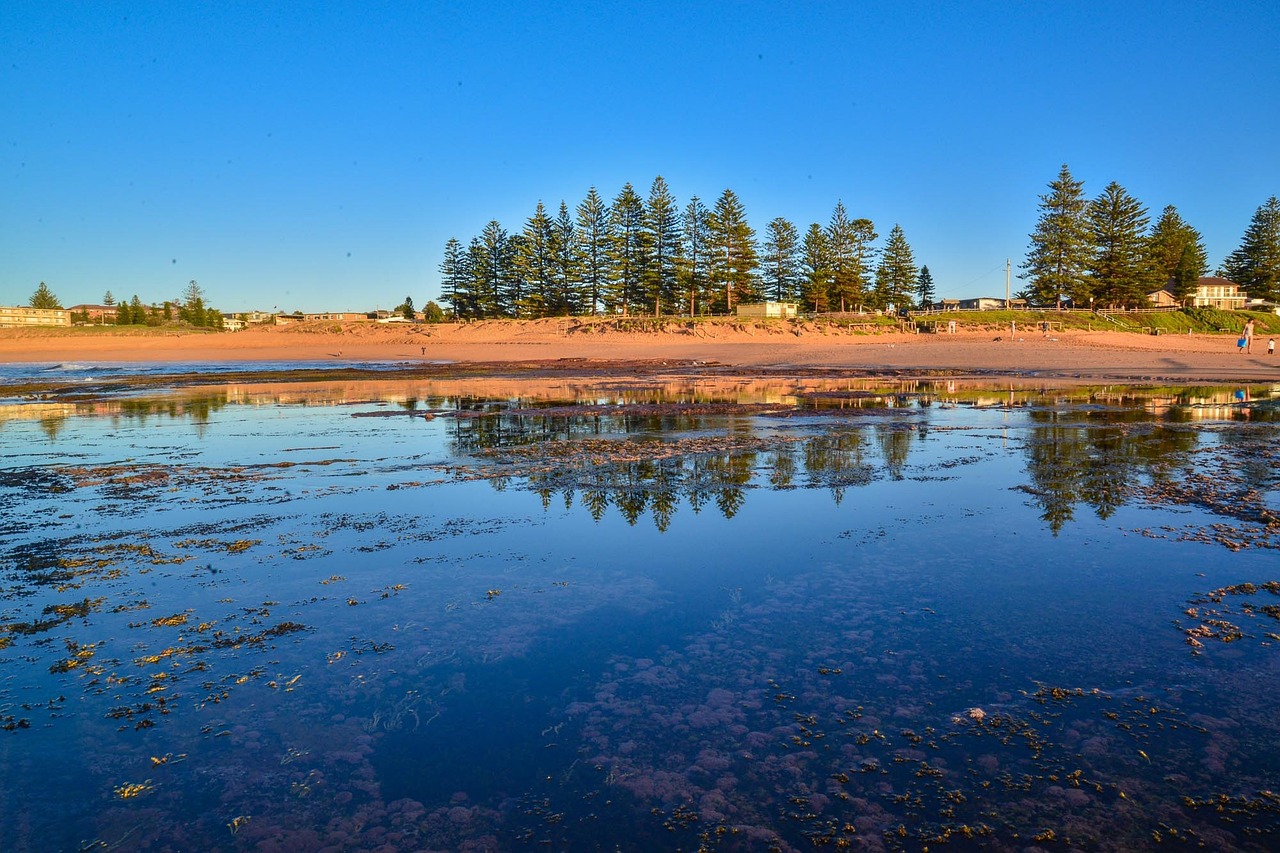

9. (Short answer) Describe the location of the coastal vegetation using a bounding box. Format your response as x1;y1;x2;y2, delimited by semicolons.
439;171;1279;321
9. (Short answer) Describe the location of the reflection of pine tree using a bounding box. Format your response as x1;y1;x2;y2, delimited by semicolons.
611;461;652;525
875;425;913;481
1024;421;1085;534
649;459;681;532
767;448;797;489
707;453;754;520
614;487;648;525
650;488;677;532
716;488;745;519
1024;412;1207;533
803;431;872;496
582;489;609;521
1082;459;1125;519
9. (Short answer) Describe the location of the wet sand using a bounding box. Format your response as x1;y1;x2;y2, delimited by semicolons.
2;319;1277;384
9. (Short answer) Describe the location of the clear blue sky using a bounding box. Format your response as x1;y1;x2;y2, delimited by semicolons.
3;1;1278;313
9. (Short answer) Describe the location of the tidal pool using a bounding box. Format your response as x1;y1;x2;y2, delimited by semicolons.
1;372;1279;851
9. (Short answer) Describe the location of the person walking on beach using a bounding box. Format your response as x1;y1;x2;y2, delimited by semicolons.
1242;318;1255;354
1269;337;1275;356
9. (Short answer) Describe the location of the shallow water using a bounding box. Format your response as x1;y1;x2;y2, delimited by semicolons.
2;374;1279;851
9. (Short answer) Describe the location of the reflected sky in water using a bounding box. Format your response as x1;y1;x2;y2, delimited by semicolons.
1;377;1279;851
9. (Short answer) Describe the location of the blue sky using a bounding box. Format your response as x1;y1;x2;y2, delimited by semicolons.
3;1;1278;313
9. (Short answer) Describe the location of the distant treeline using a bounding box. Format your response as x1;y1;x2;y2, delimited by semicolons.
70;281;222;327
438;178;932;319
438;170;1280;319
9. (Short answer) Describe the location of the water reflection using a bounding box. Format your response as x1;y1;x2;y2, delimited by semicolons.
2;376;1280;850
1022;412;1201;533
4;379;1279;536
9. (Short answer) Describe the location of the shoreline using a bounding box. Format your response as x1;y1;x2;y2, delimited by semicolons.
2;320;1277;385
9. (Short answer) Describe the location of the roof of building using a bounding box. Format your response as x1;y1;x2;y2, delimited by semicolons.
1197;276;1242;289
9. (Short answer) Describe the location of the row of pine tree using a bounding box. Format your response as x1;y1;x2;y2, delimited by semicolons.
437;178;933;319
440;170;1280;318
1022;165;1280;307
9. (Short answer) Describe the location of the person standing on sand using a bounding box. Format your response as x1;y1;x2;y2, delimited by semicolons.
1242;318;1255;354
1269;337;1275;356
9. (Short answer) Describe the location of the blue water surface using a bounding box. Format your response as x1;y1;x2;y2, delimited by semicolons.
1;377;1278;851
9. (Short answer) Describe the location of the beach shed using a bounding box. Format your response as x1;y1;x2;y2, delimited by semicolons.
735;301;798;319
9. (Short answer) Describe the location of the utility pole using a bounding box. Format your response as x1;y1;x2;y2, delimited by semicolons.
1006;258;1014;339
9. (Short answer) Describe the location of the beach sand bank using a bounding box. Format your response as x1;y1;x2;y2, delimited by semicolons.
1;319;1276;384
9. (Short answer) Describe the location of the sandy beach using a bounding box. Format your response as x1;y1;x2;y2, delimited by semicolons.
2;318;1278;384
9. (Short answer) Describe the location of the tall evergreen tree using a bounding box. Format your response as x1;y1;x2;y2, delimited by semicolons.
1145;205;1207;303
800;223;832;312
1222;196;1280;302
607;183;646;313
29;281;61;309
464;237;487;318
706;188;759;312
825;202;876;311
439;237;472;319
550;201;581;316
514;202;556;317
102;291;116;307
642;176;681;315
679;196;711;315
915;265;936;308
575;187;611;316
1021;164;1090;307
872;224;918;311
761;217;801;302
180;280;206;325
503;234;531;316
397;295;416;320
826;202;856;311
1087;181;1150;307
476;220;512;317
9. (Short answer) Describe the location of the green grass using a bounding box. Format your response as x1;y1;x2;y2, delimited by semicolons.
913;307;1279;336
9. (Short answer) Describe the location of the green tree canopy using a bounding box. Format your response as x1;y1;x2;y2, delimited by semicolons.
29;281;61;309
678;196;711;315
707;188;759;312
607;183;646;314
915;265;936;307
514;202;555;317
873;224;918;311
575;186;611;316
1222;196;1280;302
762;217;800;303
438;237;472;319
180;280;207;326
800;223;831;313
398;295;416;320
1087;181;1150;307
1146;205;1207;303
1022;164;1090;307
642;176;681;315
551;200;582;316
